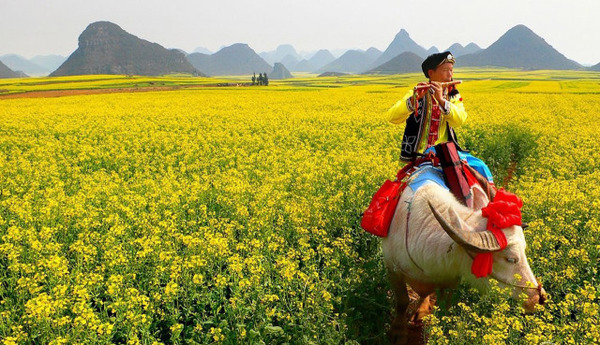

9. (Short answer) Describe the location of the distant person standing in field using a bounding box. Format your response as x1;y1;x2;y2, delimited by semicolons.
387;51;494;183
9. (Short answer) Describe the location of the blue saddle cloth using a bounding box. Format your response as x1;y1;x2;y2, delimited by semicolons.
406;164;449;193
423;146;494;183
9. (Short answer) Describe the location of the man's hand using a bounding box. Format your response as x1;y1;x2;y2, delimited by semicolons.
429;81;445;105
414;82;430;100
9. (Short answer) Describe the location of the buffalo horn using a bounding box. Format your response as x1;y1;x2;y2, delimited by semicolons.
427;200;501;253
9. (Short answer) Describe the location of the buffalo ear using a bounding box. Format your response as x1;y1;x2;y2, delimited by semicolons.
471;185;489;211
429;201;471;233
445;204;472;232
428;200;501;253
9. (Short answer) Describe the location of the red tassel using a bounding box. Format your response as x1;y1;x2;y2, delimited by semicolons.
472;253;494;278
481;189;522;234
494;188;523;208
489;228;507;248
473;189;523;278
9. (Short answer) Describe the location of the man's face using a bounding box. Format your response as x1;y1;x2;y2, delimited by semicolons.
428;62;454;82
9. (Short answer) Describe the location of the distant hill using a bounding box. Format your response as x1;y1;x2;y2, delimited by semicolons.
369;29;429;69
458;25;582;70
293;59;315;72
1;54;67;75
427;46;439;55
260;44;301;65
366;51;422;75
281;54;300;71
51;21;202;76
308;50;336;71
192;47;212;55
172;49;189;56
590;62;600;71
6;22;588;78
31;55;67;73
269;63;293;79
187;43;272;76
186;53;211;73
317;49;379;74
364;47;383;62
1;54;48;75
445;43;481;57
0;60;27;78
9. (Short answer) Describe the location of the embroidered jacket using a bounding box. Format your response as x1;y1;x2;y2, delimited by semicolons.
387;87;467;161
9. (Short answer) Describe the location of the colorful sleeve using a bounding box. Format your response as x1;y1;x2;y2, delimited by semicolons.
444;92;468;127
386;90;414;124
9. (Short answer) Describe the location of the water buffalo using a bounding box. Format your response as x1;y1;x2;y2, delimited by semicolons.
382;182;546;344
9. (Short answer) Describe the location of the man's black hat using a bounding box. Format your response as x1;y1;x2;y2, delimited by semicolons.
421;51;455;78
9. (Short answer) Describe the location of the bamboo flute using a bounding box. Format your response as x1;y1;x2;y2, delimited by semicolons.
414;80;462;91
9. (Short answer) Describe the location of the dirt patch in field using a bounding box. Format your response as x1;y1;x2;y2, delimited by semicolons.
0;87;175;99
0;83;252;100
502;160;518;188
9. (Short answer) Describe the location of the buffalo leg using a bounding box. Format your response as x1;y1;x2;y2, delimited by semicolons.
410;293;435;322
387;269;409;345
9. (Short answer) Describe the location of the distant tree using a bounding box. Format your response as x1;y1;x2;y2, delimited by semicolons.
252;72;256;85
263;73;269;86
258;73;264;86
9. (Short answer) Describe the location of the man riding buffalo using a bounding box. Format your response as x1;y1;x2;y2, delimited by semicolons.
387;51;493;184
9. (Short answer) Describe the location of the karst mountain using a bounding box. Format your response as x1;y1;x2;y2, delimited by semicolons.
457;25;582;70
187;44;272;76
0;60;27;78
51;21;202;76
3;22;593;78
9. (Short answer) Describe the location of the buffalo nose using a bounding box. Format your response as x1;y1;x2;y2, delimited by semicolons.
523;285;546;313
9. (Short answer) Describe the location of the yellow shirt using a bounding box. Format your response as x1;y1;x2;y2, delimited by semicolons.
387;89;468;154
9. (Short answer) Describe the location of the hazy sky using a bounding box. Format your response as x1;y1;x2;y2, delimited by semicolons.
2;0;599;65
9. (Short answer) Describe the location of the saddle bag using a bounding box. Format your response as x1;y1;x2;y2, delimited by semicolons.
360;179;403;237
434;141;473;207
361;153;440;237
361;155;437;237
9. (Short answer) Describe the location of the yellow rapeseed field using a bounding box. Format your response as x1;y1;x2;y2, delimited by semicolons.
0;70;598;344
